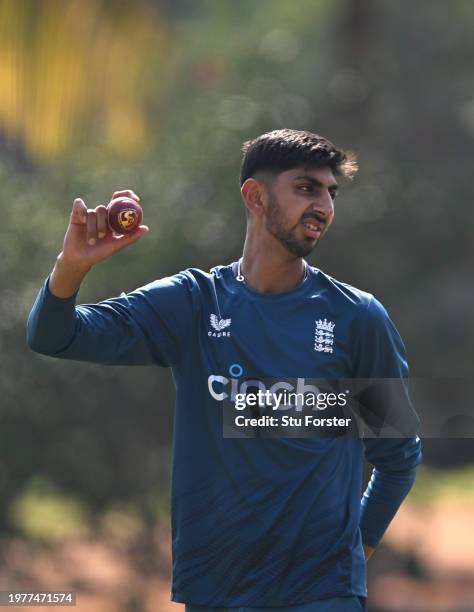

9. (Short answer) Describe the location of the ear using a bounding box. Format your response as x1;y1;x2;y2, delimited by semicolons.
241;178;265;218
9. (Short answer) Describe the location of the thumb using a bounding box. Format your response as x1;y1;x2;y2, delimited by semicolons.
111;225;150;252
70;198;87;226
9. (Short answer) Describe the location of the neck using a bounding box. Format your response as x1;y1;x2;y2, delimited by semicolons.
240;237;307;293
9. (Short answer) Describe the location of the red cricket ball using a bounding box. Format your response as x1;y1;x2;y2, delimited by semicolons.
106;197;143;234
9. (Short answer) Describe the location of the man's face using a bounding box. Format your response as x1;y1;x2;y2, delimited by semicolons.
263;166;338;257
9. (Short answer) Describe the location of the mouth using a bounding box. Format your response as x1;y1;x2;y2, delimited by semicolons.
301;220;323;240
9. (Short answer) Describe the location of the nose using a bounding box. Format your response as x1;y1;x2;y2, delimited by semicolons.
309;191;334;220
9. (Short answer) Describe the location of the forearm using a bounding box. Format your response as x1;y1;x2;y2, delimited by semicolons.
27;253;94;354
26;272;80;355
359;465;417;548
360;435;422;548
49;252;91;298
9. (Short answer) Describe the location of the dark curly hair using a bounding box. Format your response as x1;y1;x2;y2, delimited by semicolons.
240;129;358;186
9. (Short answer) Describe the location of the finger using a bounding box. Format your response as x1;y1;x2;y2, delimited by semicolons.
111;189;140;202
70;198;87;225
96;205;108;239
86;209;98;245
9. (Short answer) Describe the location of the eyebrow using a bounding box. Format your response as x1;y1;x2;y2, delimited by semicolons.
294;175;339;191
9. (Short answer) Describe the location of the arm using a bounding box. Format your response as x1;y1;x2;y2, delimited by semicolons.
26;190;195;367
360;436;421;551
353;297;422;554
26;271;192;366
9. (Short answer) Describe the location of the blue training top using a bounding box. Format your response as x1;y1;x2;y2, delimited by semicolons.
26;262;422;608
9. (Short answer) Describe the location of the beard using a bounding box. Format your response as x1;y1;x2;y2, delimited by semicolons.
265;191;321;257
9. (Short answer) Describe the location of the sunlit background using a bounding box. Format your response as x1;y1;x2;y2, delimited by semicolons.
1;1;473;610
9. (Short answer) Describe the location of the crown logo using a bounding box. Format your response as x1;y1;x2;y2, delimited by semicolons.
315;318;335;333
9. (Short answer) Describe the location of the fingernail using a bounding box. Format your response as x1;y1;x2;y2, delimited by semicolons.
88;238;96;246
98;232;105;239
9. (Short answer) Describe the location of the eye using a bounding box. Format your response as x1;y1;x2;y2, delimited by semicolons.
330;190;338;200
298;185;313;192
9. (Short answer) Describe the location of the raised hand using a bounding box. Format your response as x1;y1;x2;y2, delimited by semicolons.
60;189;149;271
49;189;150;298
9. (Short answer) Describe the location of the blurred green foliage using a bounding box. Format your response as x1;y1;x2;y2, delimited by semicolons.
0;0;473;533
409;465;474;505
9;475;89;542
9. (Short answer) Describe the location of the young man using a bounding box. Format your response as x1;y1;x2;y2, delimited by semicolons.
27;129;421;612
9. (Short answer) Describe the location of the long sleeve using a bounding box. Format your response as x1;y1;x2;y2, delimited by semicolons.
353;296;422;548
360;436;421;547
26;271;199;367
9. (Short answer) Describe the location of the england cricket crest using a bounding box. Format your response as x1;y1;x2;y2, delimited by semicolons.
314;318;335;353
